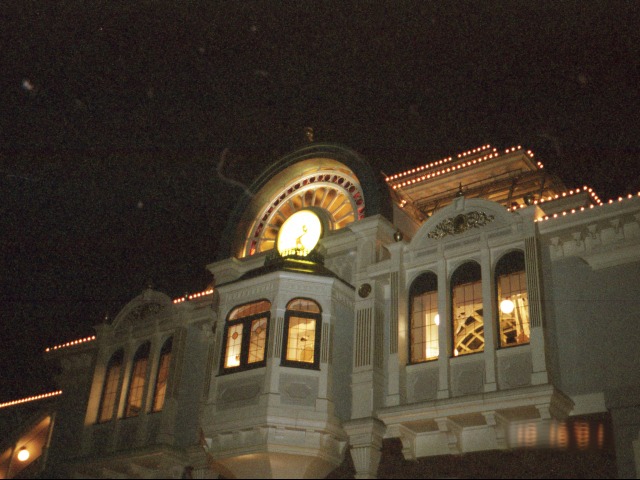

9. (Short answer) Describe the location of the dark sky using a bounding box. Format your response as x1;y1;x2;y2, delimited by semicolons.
2;1;640;401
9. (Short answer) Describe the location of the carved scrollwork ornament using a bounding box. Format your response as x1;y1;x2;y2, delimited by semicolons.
427;211;495;239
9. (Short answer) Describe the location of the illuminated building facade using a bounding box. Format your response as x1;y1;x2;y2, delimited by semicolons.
1;142;639;479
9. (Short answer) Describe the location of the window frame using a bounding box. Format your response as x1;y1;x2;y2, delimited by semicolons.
281;298;322;370
450;261;484;357
123;342;150;418
97;349;124;424
408;271;439;364
220;300;271;374
151;337;173;413
495;250;530;348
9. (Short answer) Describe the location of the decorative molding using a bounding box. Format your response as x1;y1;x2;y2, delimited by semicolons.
409;369;438;403
216;380;262;409
280;279;332;297
428;211;495;239
451;361;485;396
375;306;384;370
116;303;165;334
224;282;274;303
321;323;331;363
498;352;532;389
209;424;347;471
355;307;373;368
545;212;640;269
272;316;284;359
525;236;543;329
332;287;355;310
280;374;319;406
390;272;399;355
435;417;462;454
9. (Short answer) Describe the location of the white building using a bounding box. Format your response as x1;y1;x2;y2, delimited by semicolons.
2;142;639;479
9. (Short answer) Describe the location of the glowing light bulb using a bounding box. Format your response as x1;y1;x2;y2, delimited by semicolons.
17;447;30;462
500;299;515;314
434;314;440;326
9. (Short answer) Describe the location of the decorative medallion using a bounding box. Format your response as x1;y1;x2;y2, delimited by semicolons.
427;211;495;239
358;283;372;298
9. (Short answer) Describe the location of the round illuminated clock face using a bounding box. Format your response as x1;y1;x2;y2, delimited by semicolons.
240;160;365;258
276;210;322;256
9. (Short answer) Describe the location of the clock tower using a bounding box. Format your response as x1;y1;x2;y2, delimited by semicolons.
201;143;391;478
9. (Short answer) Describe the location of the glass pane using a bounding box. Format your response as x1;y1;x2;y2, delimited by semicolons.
98;362;121;423
229;300;271;320
410;290;439;362
125;356;148;417
452;279;484;356
247;317;268;363
498;270;530;347
152;350;171;412
224;324;243;368
286;298;321;313
286;316;316;363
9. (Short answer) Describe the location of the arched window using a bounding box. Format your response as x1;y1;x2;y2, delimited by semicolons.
409;272;439;363
98;349;123;423
451;261;484;356
151;337;172;412
221;300;271;373
496;250;530;347
124;342;150;417
282;298;321;369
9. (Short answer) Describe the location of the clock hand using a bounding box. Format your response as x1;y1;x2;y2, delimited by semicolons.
295;225;308;249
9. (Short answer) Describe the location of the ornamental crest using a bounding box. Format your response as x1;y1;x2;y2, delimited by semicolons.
427;211;495;239
117;303;166;333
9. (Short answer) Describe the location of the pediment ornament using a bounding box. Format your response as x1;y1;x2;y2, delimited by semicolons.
119;303;165;331
427;211;495;239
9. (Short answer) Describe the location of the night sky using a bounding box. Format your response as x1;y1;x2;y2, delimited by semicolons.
2;1;640;402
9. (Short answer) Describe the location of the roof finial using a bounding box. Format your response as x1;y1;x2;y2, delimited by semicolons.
304;127;314;143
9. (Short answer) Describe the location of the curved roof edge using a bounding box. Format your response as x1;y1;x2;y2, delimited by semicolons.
217;142;392;261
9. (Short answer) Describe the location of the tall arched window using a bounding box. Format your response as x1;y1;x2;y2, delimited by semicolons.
151;337;172;412
124;342;150;417
496;250;530;347
282;298;322;369
451;261;484;356
98;349;124;423
409;272;439;363
221;300;271;373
